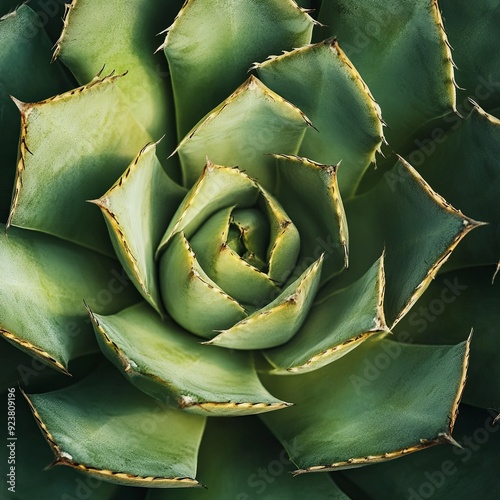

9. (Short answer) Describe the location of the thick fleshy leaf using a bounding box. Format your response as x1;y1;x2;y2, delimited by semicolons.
0;225;139;373
0;4;73;222
0;391;130;500
231;208;270;264
205;256;323;350
157;161;259;256
7;71;150;255
342;405;500;499
261;337;470;473
174;76;312;190
146;418;349;500
264;255;388;374
257;38;384;198
93;140;186;315
273;154;348;283
189;206;279;305
53;0;181;161
163;0;314;137
316;0;456;147
159;232;247;338
89;302;290;416
395;266;500;412
24;364;206;488
327;157;479;327
414;104;500;271
441;0;500;112
260;186;301;286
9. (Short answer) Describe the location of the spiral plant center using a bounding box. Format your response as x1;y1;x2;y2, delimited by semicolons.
157;162;329;348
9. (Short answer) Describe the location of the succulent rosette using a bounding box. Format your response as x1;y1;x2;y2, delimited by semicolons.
1;0;500;498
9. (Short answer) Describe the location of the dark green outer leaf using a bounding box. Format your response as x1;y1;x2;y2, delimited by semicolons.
25;364;206;488
261;337;470;473
441;0;500;113
342;405;500;500
395;266;500;412
7;72;151;255
414;105;500;271
316;0;456;148
146;417;349;500
0;391;128;500
323;157;478;327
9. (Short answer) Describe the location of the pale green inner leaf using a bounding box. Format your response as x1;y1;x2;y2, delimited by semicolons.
175;77;311;191
98;141;187;315
265;255;387;374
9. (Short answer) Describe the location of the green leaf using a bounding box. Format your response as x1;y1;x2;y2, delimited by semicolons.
0;391;128;500
261;337;470;473
89;302;290;416
163;0;315;137
24;364;206;488
260;186;301;285
157;161;260;257
231;208;270;265
0;4;73;222
159;232;247;338
326;157;479;327
189;206;279;305
414;104;500;271
205;256;323;350
395;266;500;412
146;417;349;500
0;224;139;373
316;0;457;147
7;72;151;255
341;405;500;500
273;154;348;283
441;0;500;112
54;0;181;161
174;76;312;190
256;38;384;198
93;140;186;315
264;255;388;374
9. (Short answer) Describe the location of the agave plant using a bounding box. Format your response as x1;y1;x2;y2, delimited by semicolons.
1;0;499;498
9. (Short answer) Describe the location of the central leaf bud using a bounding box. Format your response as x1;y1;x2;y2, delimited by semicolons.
155;158;345;350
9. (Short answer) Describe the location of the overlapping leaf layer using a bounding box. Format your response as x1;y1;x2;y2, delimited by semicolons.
0;0;498;498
